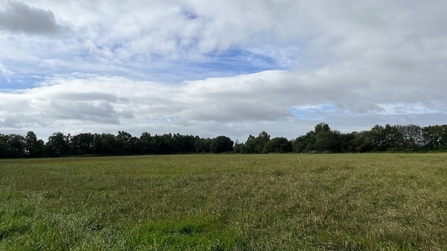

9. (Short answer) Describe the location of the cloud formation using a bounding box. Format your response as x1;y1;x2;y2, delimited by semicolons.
0;0;447;140
0;1;69;35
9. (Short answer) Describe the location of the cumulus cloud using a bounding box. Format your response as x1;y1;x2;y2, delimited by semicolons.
1;67;447;140
0;111;46;128
0;1;70;35
1;0;447;140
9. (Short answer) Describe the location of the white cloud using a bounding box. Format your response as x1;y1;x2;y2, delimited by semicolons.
1;0;447;140
1;65;446;140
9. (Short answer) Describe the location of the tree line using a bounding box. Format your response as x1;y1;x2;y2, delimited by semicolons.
1;123;447;158
235;123;447;154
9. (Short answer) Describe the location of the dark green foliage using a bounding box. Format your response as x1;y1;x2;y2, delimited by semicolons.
25;131;42;157
235;131;271;153
292;132;315;153
262;137;292;153
137;132;153;154
194;137;212;153
210;136;233;153
292;123;447;153
7;134;26;157
116;131;133;155
422;125;447;150
46;132;71;157
70;133;95;155
339;132;357;152
98;133;119;155
2;123;447;158
0;134;12;158
293;123;341;153
171;134;196;153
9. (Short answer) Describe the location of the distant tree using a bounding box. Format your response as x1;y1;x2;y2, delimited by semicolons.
368;125;386;151
293;123;339;153
25;131;38;157
34;139;45;157
210;136;234;153
91;133;102;154
314;130;340;153
262;137;292;153
314;122;331;134
353;131;374;152
172;134;196;153
98;133;118;155
116;131;133;155
70;133;95;155
233;139;243;153
383;124;404;151
8;134;26;157
194;137;212;153
0;134;12;157
25;131;45;158
339;132;357;153
137;132;153;154
244;131;270;153
396;124;423;151
293;131;316;153
422;125;447;150
151;134;173;154
239;135;255;153
0;144;9;158
46;132;70;157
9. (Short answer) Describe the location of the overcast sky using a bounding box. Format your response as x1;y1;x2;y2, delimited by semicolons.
1;0;446;141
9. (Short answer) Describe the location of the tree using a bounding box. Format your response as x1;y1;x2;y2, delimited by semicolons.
70;133;95;155
194;137;212;153
239;135;255;153
0;134;12;158
98;133;118;155
8;134;26;157
210;136;234;153
368;125;386;151
314;130;340;153
383;124;404;151
293;123;339;153
244;131;271;153
116;131;133;155
25;131;37;157
422;125;447;150
233;139;243;153
293;131;316;153
314;122;331;134
150;134;174;154
354;131;374;152
262;137;292;153
46;132;71;157
172;134;196;153
396;124;423;150
339;132;357;153
24;131;45;157
138;132;154;154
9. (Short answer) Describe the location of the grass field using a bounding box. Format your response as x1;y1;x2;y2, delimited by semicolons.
1;154;447;250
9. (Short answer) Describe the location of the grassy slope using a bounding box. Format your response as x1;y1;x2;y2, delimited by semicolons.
1;154;447;250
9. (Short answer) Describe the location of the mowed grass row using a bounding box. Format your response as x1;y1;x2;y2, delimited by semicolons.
1;154;447;250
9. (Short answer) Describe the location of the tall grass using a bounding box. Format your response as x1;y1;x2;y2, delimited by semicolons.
1;154;447;250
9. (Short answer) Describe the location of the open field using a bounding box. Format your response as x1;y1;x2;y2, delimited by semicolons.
1;154;447;250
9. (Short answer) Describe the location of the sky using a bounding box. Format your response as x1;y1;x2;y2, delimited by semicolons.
1;0;447;141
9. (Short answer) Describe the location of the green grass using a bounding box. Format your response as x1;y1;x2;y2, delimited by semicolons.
1;154;447;250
